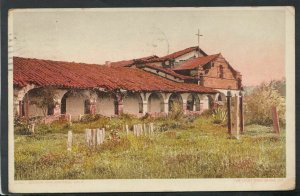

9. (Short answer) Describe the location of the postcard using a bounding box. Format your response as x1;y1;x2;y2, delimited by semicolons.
8;7;295;193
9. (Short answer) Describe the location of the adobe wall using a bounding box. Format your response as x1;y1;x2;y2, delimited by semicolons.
27;97;45;117
148;94;163;113
203;56;240;90
123;94;142;115
66;96;85;120
203;77;239;90
96;95;115;116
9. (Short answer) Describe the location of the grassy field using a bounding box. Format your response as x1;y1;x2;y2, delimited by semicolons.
14;116;286;180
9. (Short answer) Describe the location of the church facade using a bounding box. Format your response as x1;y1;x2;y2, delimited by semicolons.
13;46;243;122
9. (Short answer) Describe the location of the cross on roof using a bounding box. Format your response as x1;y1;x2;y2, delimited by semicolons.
195;29;203;48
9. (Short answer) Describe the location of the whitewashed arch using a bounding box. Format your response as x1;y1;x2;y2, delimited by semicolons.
21;87;58;118
123;92;143;115
187;93;200;111
147;92;164;113
61;90;90;120
95;91;116;116
168;93;183;112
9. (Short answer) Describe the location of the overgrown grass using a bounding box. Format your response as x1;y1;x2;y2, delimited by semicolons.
14;116;286;180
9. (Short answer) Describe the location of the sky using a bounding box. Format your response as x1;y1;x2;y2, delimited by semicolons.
11;7;289;86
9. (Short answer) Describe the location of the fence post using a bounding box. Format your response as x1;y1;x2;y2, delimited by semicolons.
96;128;101;145
143;123;146;135
67;130;72;151
272;106;280;134
150;123;154;135
226;90;232;135
102;128;105;143
28;123;35;134
239;91;244;134
126;124;129;135
232;95;240;139
85;129;92;146
133;125;136;136
140;124;143;136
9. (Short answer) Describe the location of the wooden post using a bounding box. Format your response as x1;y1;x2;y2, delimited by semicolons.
272;106;280;134
143;123;147;135
140;124;143;136
137;124;140;136
125;124;129;135
226;91;232;134
102;128;105;143
85;129;92;146
232;95;240;139
133;125;136;136
67;130;72;151
29;123;35;134
96;128;101;145
150;123;154;135
239;91;244;134
92;129;97;146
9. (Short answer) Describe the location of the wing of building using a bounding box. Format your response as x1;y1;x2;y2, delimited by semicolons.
13;46;242;121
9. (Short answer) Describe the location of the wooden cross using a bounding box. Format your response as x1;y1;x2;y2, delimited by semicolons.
195;29;203;48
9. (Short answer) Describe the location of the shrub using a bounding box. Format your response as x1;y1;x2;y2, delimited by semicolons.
212;107;227;124
168;101;183;120
244;80;285;126
14;117;31;135
80;114;102;123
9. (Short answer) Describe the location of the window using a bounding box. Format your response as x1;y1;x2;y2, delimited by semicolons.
139;102;143;113
84;99;91;114
218;65;224;78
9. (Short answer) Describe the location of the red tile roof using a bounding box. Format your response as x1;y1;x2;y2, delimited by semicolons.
141;64;191;80
158;46;201;61
172;54;220;71
110;55;159;67
13;57;216;94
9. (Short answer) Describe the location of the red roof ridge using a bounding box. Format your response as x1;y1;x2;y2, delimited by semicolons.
142;64;190;80
13;56;101;67
172;53;220;71
158;46;207;60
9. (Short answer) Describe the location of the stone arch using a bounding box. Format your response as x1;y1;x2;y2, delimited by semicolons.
123;92;143;115
148;92;164;113
61;90;89;119
95;91;116;116
187;93;200;111
21;87;56;118
168;93;183;112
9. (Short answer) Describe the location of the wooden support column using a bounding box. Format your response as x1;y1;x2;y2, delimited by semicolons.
226;91;232;134
115;93;124;115
272;106;280;134
232;95;240;139
239;91;244;134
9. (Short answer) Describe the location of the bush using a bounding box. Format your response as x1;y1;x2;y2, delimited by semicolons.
212;107;227;124
80;114;102;123
168;101;183;120
245;80;285;126
14;117;31;135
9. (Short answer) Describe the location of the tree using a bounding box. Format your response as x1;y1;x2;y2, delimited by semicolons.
244;80;285;126
29;87;58;117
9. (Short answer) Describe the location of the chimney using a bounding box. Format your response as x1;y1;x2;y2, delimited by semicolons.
105;61;111;67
